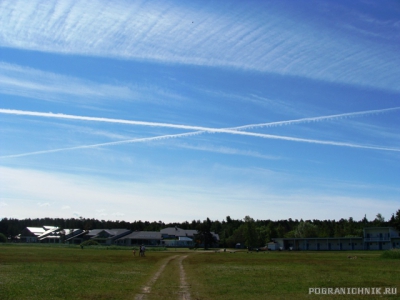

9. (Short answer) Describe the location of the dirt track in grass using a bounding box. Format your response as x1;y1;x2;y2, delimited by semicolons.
134;254;191;300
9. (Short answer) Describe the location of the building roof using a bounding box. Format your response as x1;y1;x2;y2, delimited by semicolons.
160;227;220;241
275;237;363;241
87;228;130;237
25;226;60;237
117;231;162;240
160;227;198;237
38;227;60;239
25;227;46;235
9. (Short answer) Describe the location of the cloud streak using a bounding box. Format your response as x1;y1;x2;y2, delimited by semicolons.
0;62;135;102
0;1;399;92
1;107;399;159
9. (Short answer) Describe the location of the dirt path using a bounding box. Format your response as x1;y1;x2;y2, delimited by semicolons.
134;254;191;300
178;255;191;300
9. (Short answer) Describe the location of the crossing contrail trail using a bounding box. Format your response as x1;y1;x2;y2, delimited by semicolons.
0;107;399;159
1;127;399;159
0;131;203;158
1;106;399;133
232;107;400;130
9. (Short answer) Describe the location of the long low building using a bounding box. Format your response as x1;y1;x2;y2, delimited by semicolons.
18;226;220;247
272;227;400;251
273;237;364;251
115;231;162;246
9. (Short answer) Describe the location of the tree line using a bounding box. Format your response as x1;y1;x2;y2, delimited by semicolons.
1;209;399;248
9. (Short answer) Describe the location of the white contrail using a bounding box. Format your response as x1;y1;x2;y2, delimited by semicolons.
232;107;400;130
0;131;203;158
1;107;399;158
1;126;399;159
0;108;211;131
1;107;399;133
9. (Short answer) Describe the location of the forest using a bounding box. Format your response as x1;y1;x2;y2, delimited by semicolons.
1;209;399;248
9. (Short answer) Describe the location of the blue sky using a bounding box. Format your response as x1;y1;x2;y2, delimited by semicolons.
0;0;399;223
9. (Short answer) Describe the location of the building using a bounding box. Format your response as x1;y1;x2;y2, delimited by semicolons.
364;227;400;250
272;227;400;251
82;229;131;245
160;227;197;247
115;231;162;246
20;226;89;243
20;226;60;243
160;227;220;247
63;229;88;244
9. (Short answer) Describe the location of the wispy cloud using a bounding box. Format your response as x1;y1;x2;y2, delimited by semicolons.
0;1;398;92
1;166;397;222
1;107;399;159
112;212;125;218
0;62;135;103
0;131;203;158
178;143;280;160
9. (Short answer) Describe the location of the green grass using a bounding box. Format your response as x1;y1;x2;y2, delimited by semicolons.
1;245;399;299
381;249;400;259
0;244;168;300
185;251;400;299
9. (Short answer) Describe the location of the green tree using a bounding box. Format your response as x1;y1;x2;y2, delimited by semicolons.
243;216;257;248
225;225;246;248
261;222;277;242
374;213;385;226
294;221;318;238
0;233;7;243
196;218;214;249
255;226;268;246
389;209;400;231
275;223;286;238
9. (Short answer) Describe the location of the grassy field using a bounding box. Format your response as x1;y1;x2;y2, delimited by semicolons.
0;244;399;299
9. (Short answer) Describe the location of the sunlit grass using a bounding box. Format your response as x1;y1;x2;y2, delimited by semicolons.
0;244;167;300
1;245;399;299
185;251;400;299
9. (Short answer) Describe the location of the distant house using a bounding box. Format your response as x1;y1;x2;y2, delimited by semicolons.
272;227;400;251
20;226;91;244
115;231;162;246
160;227;219;247
235;243;244;249
63;229;87;244
274;237;363;251
364;227;400;250
160;227;195;247
20;226;60;243
160;227;198;239
267;241;279;251
83;229;131;245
